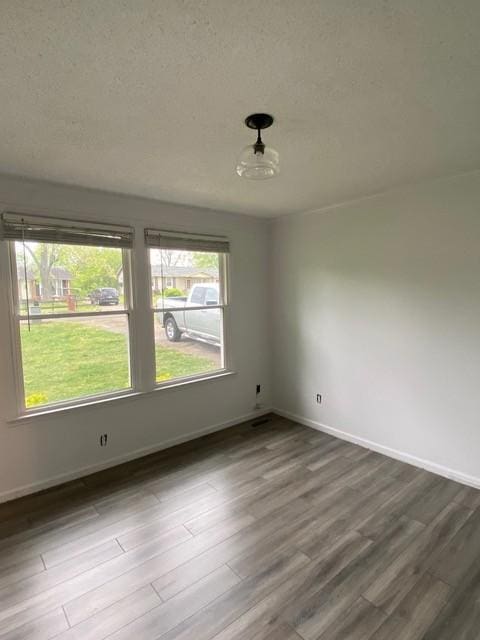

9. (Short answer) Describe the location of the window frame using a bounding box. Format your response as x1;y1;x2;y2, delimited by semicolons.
7;240;136;415
148;247;231;388
1;214;234;420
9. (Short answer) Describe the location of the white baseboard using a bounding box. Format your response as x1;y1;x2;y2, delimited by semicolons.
274;408;480;490
0;408;272;504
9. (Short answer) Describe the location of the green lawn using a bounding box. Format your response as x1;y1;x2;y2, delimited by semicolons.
155;347;216;383
21;321;217;408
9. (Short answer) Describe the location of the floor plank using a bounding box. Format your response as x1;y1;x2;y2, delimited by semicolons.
370;572;451;640
318;596;386;640
363;500;471;613
57;585;161;640
0;414;479;640
0;607;68;640
107;566;240;640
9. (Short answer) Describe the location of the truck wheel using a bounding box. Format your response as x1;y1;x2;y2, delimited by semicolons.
165;316;182;341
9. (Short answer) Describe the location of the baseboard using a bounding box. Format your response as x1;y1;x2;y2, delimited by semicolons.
0;407;272;504
274;408;480;490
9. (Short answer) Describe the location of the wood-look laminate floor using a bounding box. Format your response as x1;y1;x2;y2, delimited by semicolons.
1;414;480;640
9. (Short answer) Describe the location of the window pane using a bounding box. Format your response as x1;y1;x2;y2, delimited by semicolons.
149;248;220;307
190;286;206;305
15;241;125;315
154;309;223;383
149;248;225;384
20;316;130;408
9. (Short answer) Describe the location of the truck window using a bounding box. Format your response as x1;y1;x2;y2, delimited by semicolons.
190;286;206;305
205;288;218;304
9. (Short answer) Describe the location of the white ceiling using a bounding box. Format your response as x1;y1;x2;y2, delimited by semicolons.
1;1;480;218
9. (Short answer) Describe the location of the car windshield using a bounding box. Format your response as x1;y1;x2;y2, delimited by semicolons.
102;289;117;294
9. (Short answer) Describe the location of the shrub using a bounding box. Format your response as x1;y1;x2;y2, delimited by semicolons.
26;392;49;408
162;287;185;297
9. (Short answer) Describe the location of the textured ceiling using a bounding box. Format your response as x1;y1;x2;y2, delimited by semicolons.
1;1;480;217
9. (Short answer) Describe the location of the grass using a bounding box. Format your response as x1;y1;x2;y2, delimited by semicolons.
155;347;217;383
21;321;217;408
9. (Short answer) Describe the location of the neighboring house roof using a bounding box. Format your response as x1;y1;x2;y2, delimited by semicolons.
50;267;72;280
116;265;218;283
18;266;73;280
150;266;218;278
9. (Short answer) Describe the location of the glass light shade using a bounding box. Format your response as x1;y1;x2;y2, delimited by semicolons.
236;144;280;180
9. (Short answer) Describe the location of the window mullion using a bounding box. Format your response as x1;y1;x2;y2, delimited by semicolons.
17;310;130;321
155;304;225;313
129;229;156;392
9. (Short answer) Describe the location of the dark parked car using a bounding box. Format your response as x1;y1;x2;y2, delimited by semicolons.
89;288;120;305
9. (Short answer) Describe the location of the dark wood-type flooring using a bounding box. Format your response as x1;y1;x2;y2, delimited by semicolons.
1;414;480;639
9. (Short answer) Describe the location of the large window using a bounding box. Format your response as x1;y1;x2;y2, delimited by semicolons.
1;214;231;415
146;229;229;385
4;213;134;410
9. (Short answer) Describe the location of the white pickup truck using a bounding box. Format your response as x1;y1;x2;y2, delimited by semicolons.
158;283;221;346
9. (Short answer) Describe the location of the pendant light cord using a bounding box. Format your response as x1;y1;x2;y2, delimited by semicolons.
254;128;265;154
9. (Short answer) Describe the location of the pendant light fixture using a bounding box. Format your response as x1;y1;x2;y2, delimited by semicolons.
236;113;279;180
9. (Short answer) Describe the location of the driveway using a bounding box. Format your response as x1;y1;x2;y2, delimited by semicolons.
66;310;220;362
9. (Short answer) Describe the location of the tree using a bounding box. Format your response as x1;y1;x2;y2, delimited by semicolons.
159;250;188;267
192;252;219;269
58;246;122;296
149;248;190;268
24;243;61;299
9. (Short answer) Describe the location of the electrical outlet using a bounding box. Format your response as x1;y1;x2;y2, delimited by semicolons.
316;394;322;404
100;433;108;447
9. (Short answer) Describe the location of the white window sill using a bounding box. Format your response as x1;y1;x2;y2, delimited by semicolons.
7;370;236;425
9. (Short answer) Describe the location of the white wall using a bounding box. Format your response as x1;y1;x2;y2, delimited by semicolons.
5;168;480;501
0;175;271;501
272;171;480;485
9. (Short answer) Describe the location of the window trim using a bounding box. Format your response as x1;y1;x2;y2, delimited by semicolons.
7;370;237;424
7;241;135;415
6;242;25;418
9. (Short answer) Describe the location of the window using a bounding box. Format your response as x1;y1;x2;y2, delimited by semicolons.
3;213;134;411
205;287;218;304
145;229;229;385
1;214;232;416
190;286;206;305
